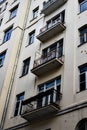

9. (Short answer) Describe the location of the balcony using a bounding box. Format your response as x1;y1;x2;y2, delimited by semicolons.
31;49;63;76
41;0;67;16
37;18;66;42
21;88;62;122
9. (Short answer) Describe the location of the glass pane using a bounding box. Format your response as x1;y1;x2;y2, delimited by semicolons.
37;98;43;108
56;78;61;85
80;73;85;82
38;85;44;92
80;82;86;91
50;43;57;51
44;96;49;105
15;101;20;108
46;80;54;89
80;1;87;12
17;95;24;100
80;66;87;73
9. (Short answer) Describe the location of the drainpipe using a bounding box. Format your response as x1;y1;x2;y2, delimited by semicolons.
0;0;31;129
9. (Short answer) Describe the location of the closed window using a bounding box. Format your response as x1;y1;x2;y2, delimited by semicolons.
3;27;13;43
79;0;87;12
14;93;24;116
79;65;87;91
33;7;39;19
0;51;6;67
21;58;30;76
79;26;87;44
28;31;35;45
10;6;18;19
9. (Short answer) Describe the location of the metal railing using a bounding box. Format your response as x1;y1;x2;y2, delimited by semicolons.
43;0;56;10
40;17;62;34
21;88;62;115
33;48;63;68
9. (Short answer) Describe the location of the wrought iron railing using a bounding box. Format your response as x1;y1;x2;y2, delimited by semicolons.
21;88;62;115
43;0;56;10
40;17;62;34
33;48;63;68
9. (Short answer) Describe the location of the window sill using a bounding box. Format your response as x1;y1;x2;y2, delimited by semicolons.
0;41;8;46
30;16;38;22
76;89;87;94
78;42;87;47
1;39;10;45
19;73;28;78
0;8;6;15
6;16;16;23
78;9;87;15
11;0;17;4
25;43;33;47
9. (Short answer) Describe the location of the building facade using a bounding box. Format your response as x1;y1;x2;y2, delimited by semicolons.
0;0;87;130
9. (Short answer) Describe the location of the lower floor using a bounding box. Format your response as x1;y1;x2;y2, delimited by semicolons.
4;104;87;130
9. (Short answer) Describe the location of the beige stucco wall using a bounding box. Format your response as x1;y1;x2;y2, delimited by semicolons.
2;0;87;129
0;0;31;125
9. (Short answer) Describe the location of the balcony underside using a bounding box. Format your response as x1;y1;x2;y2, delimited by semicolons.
21;103;59;122
37;23;66;42
41;0;67;16
31;58;63;76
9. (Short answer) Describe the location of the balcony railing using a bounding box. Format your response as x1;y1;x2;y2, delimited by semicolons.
21;88;62;121
41;0;67;16
37;18;66;42
40;18;63;34
33;48;63;69
43;0;56;10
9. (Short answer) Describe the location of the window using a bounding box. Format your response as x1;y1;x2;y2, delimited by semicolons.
47;10;65;29
28;30;35;45
0;0;3;3
3;27;13;43
42;39;63;61
76;119;87;130
0;51;6;67
79;26;87;45
33;7;39;19
79;0;87;12
14;92;24;116
38;77;61;93
9;6;18;19
79;65;87;91
37;77;61;107
21;58;30;76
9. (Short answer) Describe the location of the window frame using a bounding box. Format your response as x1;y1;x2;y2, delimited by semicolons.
9;5;18;20
33;7;39;19
3;26;13;43
21;57;30;77
37;77;61;107
28;30;35;45
0;50;6;67
79;26;87;45
79;0;87;13
14;92;24;117
79;65;87;91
